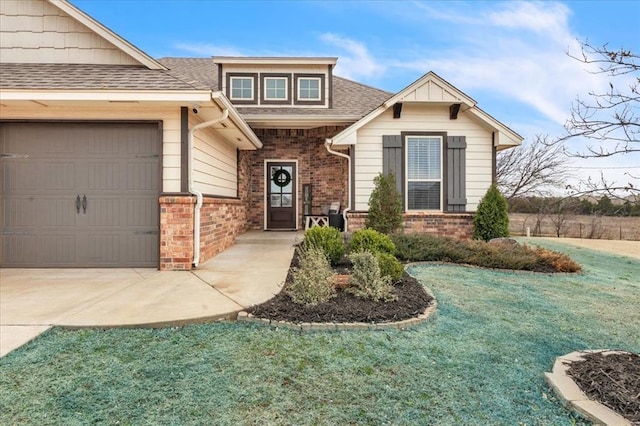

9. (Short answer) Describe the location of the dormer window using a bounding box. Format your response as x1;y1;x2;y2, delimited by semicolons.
298;78;320;100
294;74;325;105
261;74;291;104
227;73;258;104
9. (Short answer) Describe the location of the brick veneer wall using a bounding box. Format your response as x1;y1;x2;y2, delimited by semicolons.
241;126;349;230
347;212;474;240
159;195;248;271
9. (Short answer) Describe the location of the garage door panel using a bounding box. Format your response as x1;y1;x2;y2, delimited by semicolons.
127;198;157;227
88;162;121;191
4;162;38;190
4;198;38;227
38;234;76;265
127;233;159;264
87;198;122;227
3;235;37;264
1;122;160;268
41;162;77;190
127;161;158;191
37;198;78;227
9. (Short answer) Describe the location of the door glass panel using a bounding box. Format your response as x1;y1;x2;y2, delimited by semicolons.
270;194;281;207
282;194;292;207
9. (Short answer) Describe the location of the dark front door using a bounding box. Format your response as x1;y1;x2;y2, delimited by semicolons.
266;162;296;230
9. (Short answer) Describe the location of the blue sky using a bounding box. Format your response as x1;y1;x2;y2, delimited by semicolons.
73;0;639;191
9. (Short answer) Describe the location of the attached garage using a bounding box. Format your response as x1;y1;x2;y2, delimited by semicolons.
1;121;162;268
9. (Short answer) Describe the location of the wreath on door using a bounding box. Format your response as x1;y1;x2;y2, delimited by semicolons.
272;169;292;187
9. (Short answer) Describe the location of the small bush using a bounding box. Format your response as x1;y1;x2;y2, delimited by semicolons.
390;233;581;272
533;247;582;272
303;226;345;265
464;240;538;270
391;234;472;262
286;246;336;306
376;252;404;282
347;251;397;302
473;184;509;241
366;172;403;234
350;228;396;255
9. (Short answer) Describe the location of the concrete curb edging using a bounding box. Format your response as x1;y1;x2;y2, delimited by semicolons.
236;289;437;332
544;350;633;426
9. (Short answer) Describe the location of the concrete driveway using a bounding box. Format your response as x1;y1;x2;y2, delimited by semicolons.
0;231;300;357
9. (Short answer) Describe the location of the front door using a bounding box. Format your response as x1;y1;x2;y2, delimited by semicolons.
266;161;296;230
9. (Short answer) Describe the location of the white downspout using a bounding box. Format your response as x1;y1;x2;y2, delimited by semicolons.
188;109;229;268
324;141;351;232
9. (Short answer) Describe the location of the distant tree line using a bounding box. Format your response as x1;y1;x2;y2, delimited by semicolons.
508;196;640;217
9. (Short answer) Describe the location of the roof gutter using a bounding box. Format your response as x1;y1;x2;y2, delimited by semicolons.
324;140;351;232
188;109;229;268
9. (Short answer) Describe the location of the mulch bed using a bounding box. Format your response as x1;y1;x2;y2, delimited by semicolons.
566;351;640;424
246;249;433;324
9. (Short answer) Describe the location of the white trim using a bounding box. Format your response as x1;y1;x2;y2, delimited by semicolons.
0;89;214;102
405;135;443;212
263;76;288;101
263;159;299;231
229;76;255;101
296;76;322;101
214;56;337;66
327;71;524;149
48;0;166;70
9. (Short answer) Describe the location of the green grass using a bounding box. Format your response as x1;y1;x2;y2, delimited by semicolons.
1;239;639;425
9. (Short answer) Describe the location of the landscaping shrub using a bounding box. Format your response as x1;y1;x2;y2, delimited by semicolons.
391;234;472;262
376;252;405;283
286;246;336;306
473;184;509;241
349;228;396;255
464;240;538;271
390;233;581;272
365;172;403;234
533;247;582;272
347;251;397;302
303;226;345;265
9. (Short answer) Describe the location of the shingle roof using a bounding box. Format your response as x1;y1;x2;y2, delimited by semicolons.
159;57;392;118
0;58;393;119
0;63;199;90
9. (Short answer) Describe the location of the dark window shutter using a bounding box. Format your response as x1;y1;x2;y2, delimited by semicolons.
446;136;467;212
382;135;404;206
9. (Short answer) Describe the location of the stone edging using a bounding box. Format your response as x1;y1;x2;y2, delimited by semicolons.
236;289;437;332
544;350;633;426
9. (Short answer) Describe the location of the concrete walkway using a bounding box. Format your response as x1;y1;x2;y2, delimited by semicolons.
0;230;302;357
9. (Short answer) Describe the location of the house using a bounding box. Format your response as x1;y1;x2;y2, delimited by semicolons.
0;0;523;271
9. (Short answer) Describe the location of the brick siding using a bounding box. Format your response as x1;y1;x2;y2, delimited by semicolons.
159;195;248;271
241;126;349;230
347;212;474;240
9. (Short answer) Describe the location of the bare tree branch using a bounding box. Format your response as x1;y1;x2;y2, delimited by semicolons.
497;135;569;199
562;41;640;157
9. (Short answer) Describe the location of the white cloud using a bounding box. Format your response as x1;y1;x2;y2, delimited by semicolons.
319;33;385;80
388;1;607;126
172;42;244;57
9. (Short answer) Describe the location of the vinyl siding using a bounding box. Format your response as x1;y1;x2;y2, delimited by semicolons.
0;104;181;192
0;0;140;65
189;114;238;197
354;104;493;212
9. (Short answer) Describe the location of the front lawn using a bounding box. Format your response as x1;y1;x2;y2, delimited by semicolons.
1;239;638;425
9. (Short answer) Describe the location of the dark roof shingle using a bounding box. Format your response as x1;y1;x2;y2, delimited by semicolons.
0;63;199;90
159;57;392;118
1;58;392;119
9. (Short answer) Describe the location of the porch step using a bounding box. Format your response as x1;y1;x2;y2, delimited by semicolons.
235;230;304;246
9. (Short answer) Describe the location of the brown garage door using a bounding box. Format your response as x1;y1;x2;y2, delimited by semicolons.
0;122;161;267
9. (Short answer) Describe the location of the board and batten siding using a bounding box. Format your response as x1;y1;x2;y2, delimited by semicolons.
354;104;493;212
0;105;182;193
189;114;238;198
0;0;140;65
